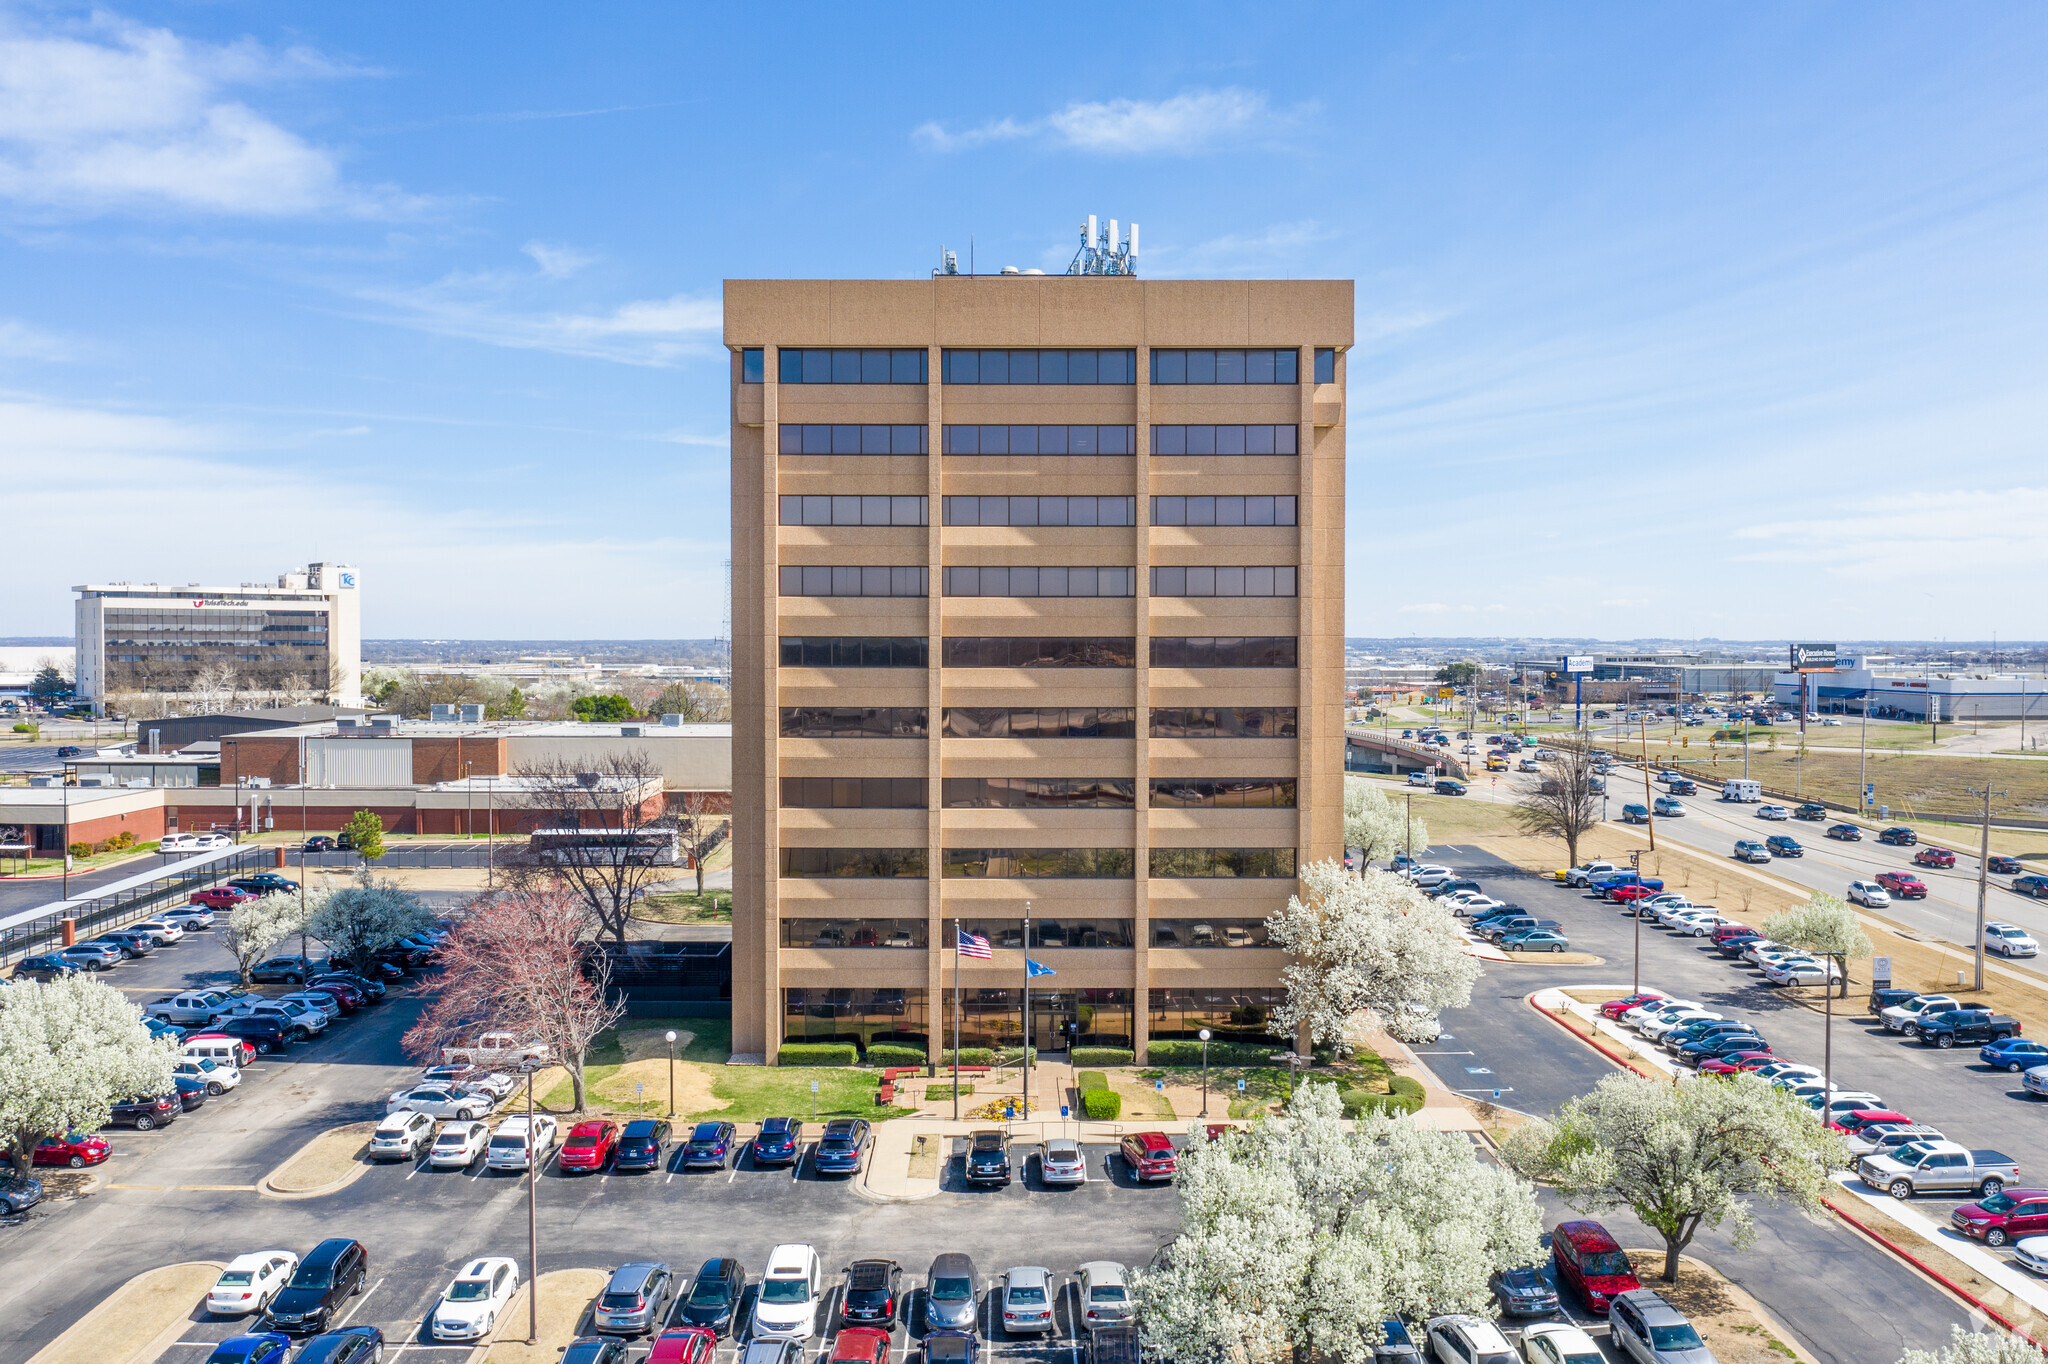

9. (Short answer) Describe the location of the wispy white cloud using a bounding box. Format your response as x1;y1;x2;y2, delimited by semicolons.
1147;219;1338;276
0;317;78;360
1600;597;1650;609
914;87;1294;155
522;241;596;279
0;12;423;218
1732;488;2048;580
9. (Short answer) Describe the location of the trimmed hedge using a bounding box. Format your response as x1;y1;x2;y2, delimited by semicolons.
863;1044;927;1067
935;1048;995;1067
1341;1078;1425;1119
1076;1070;1110;1095
1390;1076;1425;1101
992;1046;1039;1065
1070;1047;1135;1066
778;1042;858;1067
1082;1088;1122;1120
1146;1039;1282;1067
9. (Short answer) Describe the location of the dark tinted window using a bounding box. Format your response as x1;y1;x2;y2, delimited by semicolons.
779;424;928;455
944;777;1135;808
1147;848;1298;878
1148;778;1296;808
781;918;929;948
944;848;1134;878
780;349;927;384
781;777;926;808
779;708;928;738
1149;637;1297;668
941;638;1136;668
1149;566;1296;597
943;496;1134;525
1151;496;1296;525
779;495;928;526
942;708;1138;738
942;349;1136;384
777;566;927;597
1151;425;1298;455
943;425;1134;455
1150;349;1299;383
943;566;1134;597
780;849;928;878
780;637;928;668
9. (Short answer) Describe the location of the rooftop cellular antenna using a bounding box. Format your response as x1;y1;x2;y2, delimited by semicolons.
1067;214;1138;275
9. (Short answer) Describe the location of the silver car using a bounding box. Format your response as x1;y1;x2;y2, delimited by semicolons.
592;1261;673;1335
1040;1137;1088;1186
1001;1266;1055;1335
1609;1289;1714;1364
1076;1261;1131;1330
924;1254;978;1331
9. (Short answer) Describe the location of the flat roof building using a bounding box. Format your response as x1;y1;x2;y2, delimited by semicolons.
74;563;362;712
727;272;1351;1063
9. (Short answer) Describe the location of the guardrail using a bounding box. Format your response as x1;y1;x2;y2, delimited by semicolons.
0;846;271;965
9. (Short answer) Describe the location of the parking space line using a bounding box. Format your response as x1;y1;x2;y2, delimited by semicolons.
335;1276;383;1328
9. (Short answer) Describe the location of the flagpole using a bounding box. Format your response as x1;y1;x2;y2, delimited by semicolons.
1022;900;1031;1122
953;925;961;1124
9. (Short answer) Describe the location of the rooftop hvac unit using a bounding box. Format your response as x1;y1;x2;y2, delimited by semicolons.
620;725;643;737
431;703;457;722
459;704;486;723
336;717;359;729
28;775;56;787
75;774;113;787
661;713;683;726
245;777;271;789
369;716;397;729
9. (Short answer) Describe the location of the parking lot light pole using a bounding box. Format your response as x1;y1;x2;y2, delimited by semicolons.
1198;1029;1211;1117
523;1059;541;1344
665;1029;678;1118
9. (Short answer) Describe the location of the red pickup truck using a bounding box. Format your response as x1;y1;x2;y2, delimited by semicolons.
1876;871;1928;900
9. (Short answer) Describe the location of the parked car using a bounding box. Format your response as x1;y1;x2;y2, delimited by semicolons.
1982;1039;2048;1073
1000;1265;1056;1335
614;1119;670;1172
966;1129;1011;1186
751;1116;803;1165
1551;1220;1640;1315
1601;992;1670;1020
1856;1140;2020;1198
1500;928;1572;953
12;953;84;980
486;1114;558;1171
1608;1289;1712;1364
1914;1009;2021;1048
0;1176;42;1215
1847;880;1892;907
1075;1261;1130;1330
753;1244;823;1340
1424;1314;1517;1364
207;1017;288;1054
429;1120;490;1169
129;918;187;946
1491;1264;1560;1316
248;956;312;985
107;1092;180;1130
227;873;298;896
369;1109;437;1162
1120;1131;1178;1182
1845;1123;1948;1159
204;1334;291;1364
593;1261;674;1336
1040;1136;1088;1186
417;1065;513;1099
677;1257;747;1336
386;1085;490;1121
924;1332;979;1364
682;1121;738;1170
261;1238;368;1336
560;1120;621;1173
431;1257;520;1342
561;1339;628;1364
311;971;386;1003
1826;823;1863;841
813;1118;872;1176
1986;922;2041;958
924;1254;979;1332
91;930;154;958
838;1258;901;1327
1882;994;1961;1032
190;887;255;910
1521;1323;1606;1364
282;1327;382;1364
206;1252;299;1317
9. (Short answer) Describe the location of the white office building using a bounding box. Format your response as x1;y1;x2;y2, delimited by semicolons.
74;563;362;712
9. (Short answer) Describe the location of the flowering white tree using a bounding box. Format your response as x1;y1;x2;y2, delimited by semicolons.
1762;894;1872;998
1502;1070;1850;1283
1266;861;1480;1052
1343;779;1427;870
1133;1082;1544;1364
220;891;310;985
1899;1327;2048;1364
0;975;177;1175
306;873;433;975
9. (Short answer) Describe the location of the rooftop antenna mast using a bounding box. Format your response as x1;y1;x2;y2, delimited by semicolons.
1067;214;1139;275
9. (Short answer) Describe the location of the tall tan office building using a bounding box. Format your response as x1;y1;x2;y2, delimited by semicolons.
727;275;1349;1062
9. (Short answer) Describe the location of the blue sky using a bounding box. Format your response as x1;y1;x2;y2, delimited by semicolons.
2;3;2044;640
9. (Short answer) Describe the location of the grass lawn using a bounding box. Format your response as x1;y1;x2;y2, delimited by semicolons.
923;1084;974;1099
633;891;732;925
3;841;164;876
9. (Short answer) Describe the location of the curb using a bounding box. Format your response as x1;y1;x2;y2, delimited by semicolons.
1525;993;1668;1081
25;1260;222;1364
259;1124;377;1201
1822;1195;2042;1349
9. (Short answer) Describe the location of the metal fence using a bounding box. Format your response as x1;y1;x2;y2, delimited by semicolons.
0;847;273;964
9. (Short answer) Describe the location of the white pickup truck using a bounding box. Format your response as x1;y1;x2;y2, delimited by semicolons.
440;1031;550;1068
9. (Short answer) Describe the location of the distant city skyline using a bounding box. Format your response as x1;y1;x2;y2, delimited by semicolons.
2;5;2045;637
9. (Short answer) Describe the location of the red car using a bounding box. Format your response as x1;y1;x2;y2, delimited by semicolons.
650;1327;720;1364
1876;871;1928;900
559;1120;620;1173
303;983;360;1014
1120;1131;1178;1182
1712;923;1755;946
827;1328;891;1364
1608;885;1655;904
1600;992;1668;1020
1989;856;2023;875
1551;1219;1641;1316
1829;1108;1910;1136
1;1132;111;1169
188;887;253;910
1952;1189;2048;1247
1914;848;1957;869
1697;1049;1775;1076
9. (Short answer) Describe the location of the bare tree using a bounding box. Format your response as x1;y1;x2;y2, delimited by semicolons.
651;681;730;723
280;673;315;709
676;789;723;895
509;750;676;948
189;662;239;715
1510;735;1604;868
403;889;624;1113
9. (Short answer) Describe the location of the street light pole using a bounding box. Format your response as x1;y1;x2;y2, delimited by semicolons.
525;1063;540;1344
665;1029;678;1118
1198;1028;1212;1118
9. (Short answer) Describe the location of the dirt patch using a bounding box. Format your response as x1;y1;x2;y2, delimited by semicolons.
616;1026;696;1062
27;1260;221;1364
483;1267;609;1364
1108;1075;1178;1119
907;1135;941;1181
1623;1252;1813;1363
589;1058;721;1115
1501;950;1606;966
262;1121;375;1196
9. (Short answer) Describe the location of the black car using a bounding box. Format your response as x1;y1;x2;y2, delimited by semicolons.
1491;1265;1559;1316
1714;933;1764;958
1765;835;1804;858
751;1116;803;1165
2013;875;2048;900
249;956;311;985
263;1238;368;1335
302;836;338;852
614;1119;670;1171
1878;826;1918;846
289;1327;382;1364
108;1093;180;1130
211;1016;289;1054
311;971;386;1003
813;1118;872;1176
1424;879;1483;900
0;1177;43;1215
1434;779;1467;796
172;1074;208;1111
1676;1032;1767;1066
12;954;80;981
229;874;299;896
676;1257;746;1336
964;1130;1011;1186
841;1258;903;1325
561;1338;627;1364
1793;803;1828;821
1868;987;1922;1018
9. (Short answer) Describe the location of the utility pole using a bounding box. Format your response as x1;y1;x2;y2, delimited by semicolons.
1969;784;2005;991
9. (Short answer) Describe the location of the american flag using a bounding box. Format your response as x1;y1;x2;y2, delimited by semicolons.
956;928;992;959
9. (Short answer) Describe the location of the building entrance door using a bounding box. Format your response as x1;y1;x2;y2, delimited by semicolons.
1028;992;1074;1056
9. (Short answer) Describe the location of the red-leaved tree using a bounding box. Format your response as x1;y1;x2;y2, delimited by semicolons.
403;889;624;1112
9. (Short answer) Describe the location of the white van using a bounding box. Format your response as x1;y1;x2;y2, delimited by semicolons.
184;1036;251;1069
1721;779;1762;803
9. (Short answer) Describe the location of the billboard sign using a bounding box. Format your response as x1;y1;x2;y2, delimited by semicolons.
1790;642;1837;672
1563;655;1594;674
1436;686;1457;699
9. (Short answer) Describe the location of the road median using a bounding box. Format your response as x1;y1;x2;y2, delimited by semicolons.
260;1120;377;1199
26;1261;221;1364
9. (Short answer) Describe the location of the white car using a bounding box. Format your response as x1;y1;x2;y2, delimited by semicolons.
1765;959;1842;987
1651;903;1702;928
752;1243;824;1339
486;1114;558;1171
1424;1313;1516;1364
1669;912;1724;937
1642;1009;1721;1041
1753;1062;1823;1086
1450;896;1509;917
430;1119;492;1169
162;905;216;930
1848;880;1892;907
370;1109;438;1162
1521;1321;1606;1364
1740;940;1785;965
1881;994;1960;1032
277;992;341;1024
131;919;187;945
1639;893;1692;911
431;1256;520;1341
2015;1236;2048;1277
1756;805;1790;821
1986;922;2040;958
174;1056;240;1095
1622;1000;1700;1029
207;1251;298;1316
388;1085;492;1121
1407;865;1456;887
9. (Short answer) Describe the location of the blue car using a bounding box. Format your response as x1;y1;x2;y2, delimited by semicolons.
288;1327;382;1364
925;1330;979;1364
682;1121;737;1170
1499;929;1570;953
751;1116;803;1165
812;1118;872;1175
205;1334;291;1364
1980;1038;2048;1073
